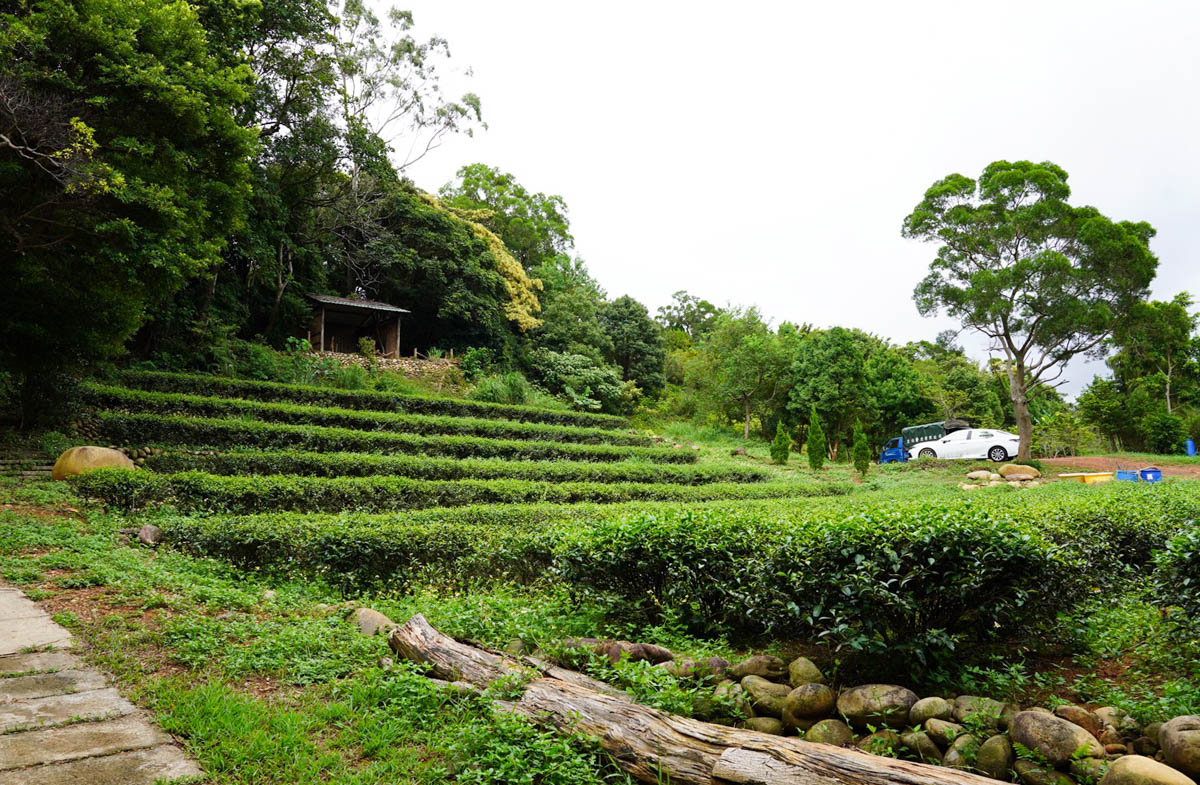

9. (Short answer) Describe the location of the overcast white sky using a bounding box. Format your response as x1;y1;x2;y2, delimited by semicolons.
396;0;1200;397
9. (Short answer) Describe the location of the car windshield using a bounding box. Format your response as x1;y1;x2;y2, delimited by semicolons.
945;430;969;441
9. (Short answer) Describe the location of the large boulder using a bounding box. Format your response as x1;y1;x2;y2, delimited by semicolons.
977;734;1015;780
1009;710;1105;766
353;608;396;637
837;684;918;729
1162;716;1200;777
909;696;953;726
788;656;825;687
900;731;943;764
805;719;855;746
741;675;790;718
966;469;992;481
744;717;784;735
1101;754;1198;785
999;463;1041;478
729;655;785;681
782;683;835;726
925;718;965;747
52;446;135;481
857;730;901;756
711;681;753;720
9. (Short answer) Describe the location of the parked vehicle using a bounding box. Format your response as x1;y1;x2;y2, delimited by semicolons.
912;427;1019;462
879;420;970;463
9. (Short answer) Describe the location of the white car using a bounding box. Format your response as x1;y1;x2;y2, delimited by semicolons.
912;429;1020;462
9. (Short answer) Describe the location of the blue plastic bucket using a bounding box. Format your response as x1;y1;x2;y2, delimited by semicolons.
1188;438;1197;457
1116;470;1139;482
1139;467;1163;483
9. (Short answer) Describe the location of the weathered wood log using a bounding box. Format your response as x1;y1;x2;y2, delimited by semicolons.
388;614;999;785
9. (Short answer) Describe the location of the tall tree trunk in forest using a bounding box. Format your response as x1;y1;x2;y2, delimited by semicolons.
264;243;292;339
1006;359;1034;461
743;401;751;440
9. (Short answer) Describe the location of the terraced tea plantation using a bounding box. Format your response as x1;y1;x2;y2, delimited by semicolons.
73;371;850;518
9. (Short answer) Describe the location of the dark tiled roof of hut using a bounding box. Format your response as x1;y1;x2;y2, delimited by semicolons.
306;293;410;314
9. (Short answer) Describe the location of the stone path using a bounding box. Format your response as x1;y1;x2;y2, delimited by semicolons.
0;585;202;784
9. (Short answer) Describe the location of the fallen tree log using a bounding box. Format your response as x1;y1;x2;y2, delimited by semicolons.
389;614;1000;785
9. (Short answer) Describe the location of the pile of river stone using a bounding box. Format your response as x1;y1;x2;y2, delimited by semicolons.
959;463;1043;491
667;650;1199;785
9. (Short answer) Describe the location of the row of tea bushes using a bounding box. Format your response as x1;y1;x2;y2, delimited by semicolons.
92;412;699;464
83;385;651;447
155;484;1200;677
117;370;630;429
71;469;847;514
142;448;772;485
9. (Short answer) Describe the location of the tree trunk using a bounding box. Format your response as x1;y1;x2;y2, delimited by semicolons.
743;401;751;440
1006;361;1033;461
389;615;996;785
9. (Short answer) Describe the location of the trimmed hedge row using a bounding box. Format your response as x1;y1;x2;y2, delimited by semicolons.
71;469;846;513
156;483;1200;677
93;411;698;464
84;385;652;447
117;370;630;429
143;449;771;485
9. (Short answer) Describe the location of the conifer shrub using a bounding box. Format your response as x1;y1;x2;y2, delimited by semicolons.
852;420;870;477
770;421;790;465
806;406;825;470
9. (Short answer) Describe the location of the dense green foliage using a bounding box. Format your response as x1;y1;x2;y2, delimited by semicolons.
118;371;629;429
852;420;869;477
72;469;840;514
145;449;770;485
769;421;789;465
83;384;648;446
1154;522;1200;628
93;411;697;463
0;0;255;423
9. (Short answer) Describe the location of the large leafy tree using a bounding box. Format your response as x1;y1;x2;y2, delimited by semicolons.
1109;293;1196;413
439;163;571;270
0;0;255;423
904;160;1158;459
601;296;665;397
787;327;868;458
656;291;721;341
692;309;788;439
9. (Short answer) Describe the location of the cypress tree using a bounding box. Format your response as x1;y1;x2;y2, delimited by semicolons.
807;406;826;470
852;419;870;477
770;420;790;465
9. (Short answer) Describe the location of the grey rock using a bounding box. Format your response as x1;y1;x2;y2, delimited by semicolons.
837;683;919;729
782;683;835;722
1010;710;1106;766
977;733;1015;780
729;654;785;681
504;638;526;656
1100;754;1197;785
745;716;784;735
926;718;966;747
910;696;954;726
856;729;901;756
900;730;943;764
805;719;855;746
136;524;162;546
788;656;825;687
1146;723;1165;747
954;695;1008;729
1161;716;1200;777
741;675;790;718
713;681;753;720
376;656;394;671
1133;737;1159;756
1056;704;1103;737
1096;708;1127;729
1015;759;1077;785
352;607;396;637
943;734;981;770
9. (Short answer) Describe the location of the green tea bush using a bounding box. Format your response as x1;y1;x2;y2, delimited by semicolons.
93;412;694;464
1153;521;1200;628
145;449;771;485
72;470;846;514
84;385;649;447
118;370;628;429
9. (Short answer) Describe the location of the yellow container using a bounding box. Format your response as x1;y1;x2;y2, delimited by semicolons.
1058;472;1116;484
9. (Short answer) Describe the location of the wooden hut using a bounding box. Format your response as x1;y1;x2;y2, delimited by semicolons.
306;294;410;357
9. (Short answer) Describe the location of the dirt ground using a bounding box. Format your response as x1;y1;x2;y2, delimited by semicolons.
1042;455;1200;477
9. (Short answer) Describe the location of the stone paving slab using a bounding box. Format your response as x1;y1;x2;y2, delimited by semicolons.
0;687;134;734
0;590;47;621
0;670;108;703
0;744;203;785
0;714;172;771
0;651;80;675
0;617;73;656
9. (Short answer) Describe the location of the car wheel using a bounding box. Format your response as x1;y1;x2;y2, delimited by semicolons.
918;448;936;459
988;446;1008;462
